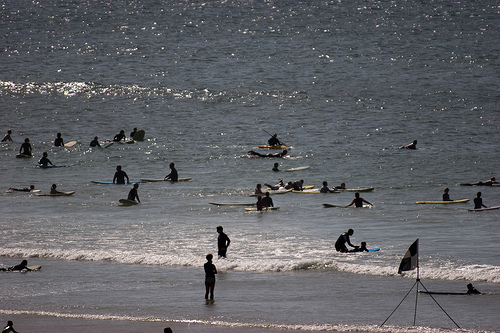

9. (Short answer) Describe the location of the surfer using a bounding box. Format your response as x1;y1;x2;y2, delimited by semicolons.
50;184;63;194
255;184;263;194
292;179;304;191
38;152;54;167
217;226;231;258
442;187;451;201
90;136;101;147
1;320;18;333
54;132;64;147
264;178;284;190
347;192;373;208
130;127;137;139
471;177;498;186
268;133;282;146
272;162;280;172
400;139;417;149
8;185;35;192
256;196;268;211
466;283;481;295
349;242;369;253
113;130;126;142
1;129;12;142
320;181;335;193
19;137;32;156
473;192;487;209
127;183;140;203
204;254;217;300
164;162;178;181
261;192;274;207
335;229;358;253
113;165;130;184
334;183;346;190
284;181;294;190
6;260;31;271
247;150;287;158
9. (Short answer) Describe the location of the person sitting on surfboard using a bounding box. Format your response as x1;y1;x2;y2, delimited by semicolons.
347;192;373;208
256;196;268;211
54;132;64;147
466;283;481;295
204;254;217;300
217;226;231;258
349;242;369;253
268;133;282;146
19;137;32;156
164;163;178;181
113;130;126;142
50;184;63;194
8;185;35;192
113;165;130;184
1;129;12;142
442;187;451;201
90;136;100;147
38;152;54;167
335;229;358;252
127;183;140;203
400;139;417;149
320;181;336;193
261;192;274;207
473;192;487;209
130;127;137;139
255;184;263;194
247;150;287;158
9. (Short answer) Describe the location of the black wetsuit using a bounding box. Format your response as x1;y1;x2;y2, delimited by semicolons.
165;168;178;181
474;197;486;209
335;232;353;252
262;196;274;207
19;142;32;155
54;137;64;147
217;232;231;258
127;188;139;202
113;170;129;184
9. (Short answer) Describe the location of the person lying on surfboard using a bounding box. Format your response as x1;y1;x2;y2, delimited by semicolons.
164;162;178;181
264;178;284;190
346;192;373;208
8;185;35;192
473;192;487;209
466;283;481;295
268;133;283;146
472;177;498;186
2;260;32;271
399;139;417;149
38;152;54;167
19;137;32;156
113;130;126;142
333;182;346;190
127;183;140;203
247;150;287;158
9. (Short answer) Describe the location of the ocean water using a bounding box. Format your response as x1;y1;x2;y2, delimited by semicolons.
1;0;499;332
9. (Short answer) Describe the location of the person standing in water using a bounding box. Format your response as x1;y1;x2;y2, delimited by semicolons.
217;226;231;258
204;254;217;300
473;192;487;209
90;136;100;147
54;132;64;147
346;192;373;208
164;162;178;181
113;165;130;184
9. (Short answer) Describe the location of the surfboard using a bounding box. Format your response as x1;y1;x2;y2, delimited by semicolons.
64;141;77;147
249;189;292;196
258;145;291;150
27;265;42;271
468;205;500;212
119;199;139;206
335;187;374;192
322;203;372;208
416;199;470;204
132;129;145;141
209;202;255;206
104;142;114;148
285;166;311;172
292;189;340;194
36;191;75;196
91;181;146;184
37;164;72;168
418;290;468;295
16;153;32;158
139;178;192;182
367;248;380;252
244;206;280;211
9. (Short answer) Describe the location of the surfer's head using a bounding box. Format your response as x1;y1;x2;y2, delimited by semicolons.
348;229;354;235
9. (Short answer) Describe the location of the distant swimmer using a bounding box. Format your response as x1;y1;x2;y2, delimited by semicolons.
50;184;63;194
130;127;138;139
466;283;481;295
19;137;32;156
54;132;64;147
268;133;283;146
90;136;101;147
400;139;417;149
113;130;126;142
1;129;12;142
471;177;498;186
335;229;358;253
113;165;130;184
255;183;263;194
204;254;217;300
349;241;369;253
264;178;284;190
473;192;487;209
127;183;140;203
217;226;231;258
248;150;288;158
38;152;54;166
347;192;373;208
164;162;178;181
272;162;280;172
8;185;35;192
256;196;268;211
320;181;336;193
261;192;274;207
1;320;19;333
442;187;451;201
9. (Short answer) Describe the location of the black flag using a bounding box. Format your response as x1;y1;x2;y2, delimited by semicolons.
398;239;419;274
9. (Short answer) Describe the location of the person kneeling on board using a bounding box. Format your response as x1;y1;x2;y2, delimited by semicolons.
127;183;140;203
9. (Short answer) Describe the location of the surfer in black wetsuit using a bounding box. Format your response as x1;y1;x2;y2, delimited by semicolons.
38;152;54;167
113;165;130;184
272;162;280;172
8;185;35;192
268;133;282;146
264;178;284;190
335;229;358;252
217;226;231;258
347;192;373;208
130;127;137;139
204;254;217;300
349;241;369;253
1;320;19;333
466;283;481;295
261;192;274;207
19;137;32;156
473;192;487;209
90;136;100;147
320;181;337;193
248;150;287;158
164;163;178;181
127;183;140;202
50;184;63;194
400;139;417;149
54;132;64;147
4;260;31;271
442;187;451;201
472;177;498;186
2;129;12;142
292;179;304;191
113;130;126;142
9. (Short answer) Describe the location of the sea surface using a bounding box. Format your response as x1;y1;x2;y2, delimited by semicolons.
1;0;499;332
